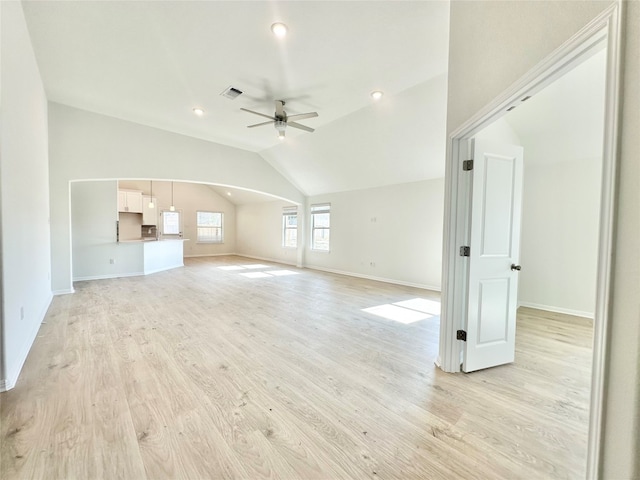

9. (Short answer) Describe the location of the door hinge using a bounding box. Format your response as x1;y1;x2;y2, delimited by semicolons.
457;330;467;341
459;246;470;257
462;159;474;171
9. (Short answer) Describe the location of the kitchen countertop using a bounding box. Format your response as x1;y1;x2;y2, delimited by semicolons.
118;238;188;243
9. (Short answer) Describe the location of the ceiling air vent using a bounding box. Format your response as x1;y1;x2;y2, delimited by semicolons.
220;86;243;100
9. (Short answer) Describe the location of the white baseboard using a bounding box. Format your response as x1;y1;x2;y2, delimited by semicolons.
183;253;237;258
234;253;297;267
186;254;439;290
304;264;441;292
144;264;183;275
73;272;144;282
53;288;75;295
1;293;53;392
518;301;594;319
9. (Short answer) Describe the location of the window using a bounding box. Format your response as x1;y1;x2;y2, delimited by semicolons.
282;207;298;248
310;203;330;251
162;211;181;236
197;211;223;243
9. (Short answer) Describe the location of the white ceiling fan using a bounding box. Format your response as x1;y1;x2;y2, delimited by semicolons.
241;100;318;139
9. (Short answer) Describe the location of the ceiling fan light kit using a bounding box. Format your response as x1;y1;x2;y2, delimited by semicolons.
241;99;318;140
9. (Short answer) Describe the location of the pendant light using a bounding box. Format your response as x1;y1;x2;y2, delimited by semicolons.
169;182;176;212
148;180;155;208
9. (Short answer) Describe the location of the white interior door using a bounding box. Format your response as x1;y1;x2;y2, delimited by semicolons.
463;138;524;372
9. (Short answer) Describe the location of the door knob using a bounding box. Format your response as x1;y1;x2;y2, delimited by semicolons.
511;264;522;271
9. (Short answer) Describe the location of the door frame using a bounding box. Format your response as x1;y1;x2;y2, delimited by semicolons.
437;3;623;479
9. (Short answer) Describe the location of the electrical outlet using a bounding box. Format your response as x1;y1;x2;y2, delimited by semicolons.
109;258;115;264
370;262;376;267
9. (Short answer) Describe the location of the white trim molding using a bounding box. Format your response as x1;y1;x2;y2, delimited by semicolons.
438;4;623;480
518;302;594;320
1;293;53;392
305;264;441;292
183;253;236;258
72;272;144;282
235;254;297;267
52;288;75;296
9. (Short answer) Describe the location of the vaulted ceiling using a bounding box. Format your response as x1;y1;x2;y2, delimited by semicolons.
22;1;451;199
504;47;606;164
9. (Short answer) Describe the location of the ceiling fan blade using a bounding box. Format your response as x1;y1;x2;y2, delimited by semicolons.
287;112;318;121
240;108;276;121
288;121;315;133
247;120;275;128
275;100;285;118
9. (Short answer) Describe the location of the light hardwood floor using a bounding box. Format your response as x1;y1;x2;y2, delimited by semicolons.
1;256;592;479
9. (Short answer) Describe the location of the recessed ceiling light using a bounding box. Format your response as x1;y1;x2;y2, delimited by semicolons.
271;22;288;37
227;192;232;196
193;107;205;116
371;91;384;100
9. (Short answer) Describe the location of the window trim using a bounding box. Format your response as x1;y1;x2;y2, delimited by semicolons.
310;203;331;252
196;211;224;244
282;207;298;249
160;209;182;238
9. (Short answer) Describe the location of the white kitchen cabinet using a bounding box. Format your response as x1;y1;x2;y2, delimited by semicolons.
142;196;158;225
117;191;127;212
118;190;143;213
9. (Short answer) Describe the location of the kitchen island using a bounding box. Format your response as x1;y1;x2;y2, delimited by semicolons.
117;238;186;276
72;238;187;282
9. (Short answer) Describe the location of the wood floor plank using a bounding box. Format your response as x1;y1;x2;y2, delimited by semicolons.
1;255;592;479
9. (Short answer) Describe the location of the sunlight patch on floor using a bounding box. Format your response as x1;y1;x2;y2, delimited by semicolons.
393;298;441;316
219;263;300;278
268;270;299;276
219;264;269;270
362;297;440;324
239;272;272;278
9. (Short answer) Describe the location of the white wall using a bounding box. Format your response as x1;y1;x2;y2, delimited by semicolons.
48;103;305;293
447;1;639;476
260;73;449;196
304;179;444;290
476;103;602;318
509;50;605;317
236;200;300;266
118;180;237;257
474;117;522;145
71;179;238;280
611;3;640;475
519;156;601;317
71;181;144;280
0;2;52;390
